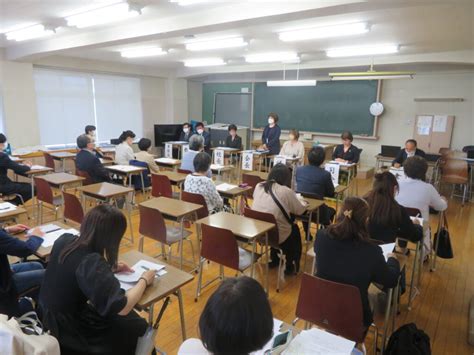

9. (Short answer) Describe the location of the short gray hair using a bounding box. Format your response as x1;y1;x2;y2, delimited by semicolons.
77;134;91;149
189;134;204;151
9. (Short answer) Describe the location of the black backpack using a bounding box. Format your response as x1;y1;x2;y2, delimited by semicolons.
384;323;431;355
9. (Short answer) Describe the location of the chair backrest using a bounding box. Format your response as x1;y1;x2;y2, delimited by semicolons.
34;177;54;205
178;168;192;174
138;205;167;244
441;155;469;183
76;169;93;185
181;191;209;219
242;173;263;195
62;191;84;224
129;160;151;189
295;273;366;343
43;152;55;170
201;224;239;270
404;207;422;218
243;207;279;247
151;174;173;198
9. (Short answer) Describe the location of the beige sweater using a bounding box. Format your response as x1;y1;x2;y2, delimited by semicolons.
279;140;305;165
252;182;307;243
134;151;159;173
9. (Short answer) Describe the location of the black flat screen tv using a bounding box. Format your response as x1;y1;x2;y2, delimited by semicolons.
154;124;182;147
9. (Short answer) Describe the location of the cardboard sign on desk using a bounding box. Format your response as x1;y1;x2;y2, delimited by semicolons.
214;149;225;166
182;144;189;156
242;150;254;171
325;162;340;187
164;143;173;158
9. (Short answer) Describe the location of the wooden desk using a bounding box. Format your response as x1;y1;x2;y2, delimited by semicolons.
196;211;274;292
215;183;252;214
37;172;84;190
9;156;24;164
155;171;187;186
105;165;146;193
99;158;114;166
21;166;54;215
77;183;135;242
120;250;193;340
0;205;27;223
49;151;76;172
155;158;181;172
210;164;234;181
251;140;336;164
243;170;268;181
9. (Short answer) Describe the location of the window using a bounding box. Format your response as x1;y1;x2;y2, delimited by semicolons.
34;68;143;146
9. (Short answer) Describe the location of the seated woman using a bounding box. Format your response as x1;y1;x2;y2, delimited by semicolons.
332;131;360;164
252;163;307;275
314;197;400;328
134;138;160;174
365;171;423;248
0;224;45;316
0;133;34;205
295;146;336;238
39;205;155;354
115;130;136;165
178;276;273;355
184;152;223;213
279;129;305;165
225;124;242;150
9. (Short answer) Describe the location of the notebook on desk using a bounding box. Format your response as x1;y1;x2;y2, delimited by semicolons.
381;145;401;158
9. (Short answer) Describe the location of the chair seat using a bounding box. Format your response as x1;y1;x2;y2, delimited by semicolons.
165;226;192;244
238;247;256;271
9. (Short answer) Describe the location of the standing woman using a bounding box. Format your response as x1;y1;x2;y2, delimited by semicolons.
39;205;155;354
279;129;305;165
261;113;281;155
332;131;360;164
115;130;136;165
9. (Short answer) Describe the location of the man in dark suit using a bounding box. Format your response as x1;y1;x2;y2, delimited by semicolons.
75;134;111;183
179;122;192;142
0;133;33;205
392;139;426;168
195;122;211;154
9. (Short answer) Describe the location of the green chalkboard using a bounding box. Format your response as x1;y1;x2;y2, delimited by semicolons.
253;81;378;136
202;83;252;123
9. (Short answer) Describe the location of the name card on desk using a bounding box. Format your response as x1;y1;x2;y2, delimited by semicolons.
214;149;225;166
182;144;189;156
325;163;340;187
242;150;253;171
164;143;173;158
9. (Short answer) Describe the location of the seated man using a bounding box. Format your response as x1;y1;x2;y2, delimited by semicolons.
0;224;45;316
76;134;111;183
179;122;192;142
392;139;426;168
0;133;33;205
194;122;211;154
180;135;211;177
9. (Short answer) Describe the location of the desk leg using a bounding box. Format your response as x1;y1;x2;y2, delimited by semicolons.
250;240;256;278
176;289;187;341
381;287;394;353
126;192;134;243
140;173;145;195
31;177;36;220
265;232;269;294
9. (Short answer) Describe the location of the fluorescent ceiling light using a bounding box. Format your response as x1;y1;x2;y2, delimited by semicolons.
121;47;167;58
267;80;317;87
245;52;299;63
326;44;399;58
5;24;55;41
279;22;369;42
170;0;207;5
186;37;247;51
329;71;415;80
184;58;226;67
66;2;141;28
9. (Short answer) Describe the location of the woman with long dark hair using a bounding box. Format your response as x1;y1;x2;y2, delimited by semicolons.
314;197;400;327
39;205;155;354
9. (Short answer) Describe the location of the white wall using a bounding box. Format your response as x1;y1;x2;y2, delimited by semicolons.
187;80;203;121
187;71;474;167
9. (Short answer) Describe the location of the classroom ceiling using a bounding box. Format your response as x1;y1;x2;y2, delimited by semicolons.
0;0;473;78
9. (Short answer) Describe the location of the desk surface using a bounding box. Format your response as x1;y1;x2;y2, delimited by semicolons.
154;171;188;184
155;158;181;166
105;165;146;174
335;184;348;194
25;167;54;175
216;183;252;198
120;250;194;308
196;211;274;240
0;206;27;220
243;171;268;180
303;197;325;212
77;182;133;199
99;158;114;166
49;151;76;159
140;197;202;219
38;172;84;186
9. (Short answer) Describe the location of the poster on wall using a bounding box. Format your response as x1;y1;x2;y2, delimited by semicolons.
433;115;448;132
417;116;432;135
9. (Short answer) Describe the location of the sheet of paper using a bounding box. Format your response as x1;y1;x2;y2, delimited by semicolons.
389;167;406;181
0;202;17;212
41;228;79;248
417;115;432;135
329;160;355;167
155;158;178;164
252;318;284;355
30;165;47;170
33;223;62;234
117;260;167;290
210;164;225;170
216;183;238;192
379;242;396;262
410;216;424;226
108;165;140;172
282;328;355;355
119;270;168;291
9;156;21;161
433;115;448;132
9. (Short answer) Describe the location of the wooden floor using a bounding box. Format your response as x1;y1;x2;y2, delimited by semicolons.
22;177;474;355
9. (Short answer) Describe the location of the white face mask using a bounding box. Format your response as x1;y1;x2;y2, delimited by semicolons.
197;129;204;135
183;127;189;133
268;118;274;125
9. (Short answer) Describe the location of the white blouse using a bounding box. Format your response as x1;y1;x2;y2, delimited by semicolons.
184;174;223;213
279;140;305;165
115;142;135;165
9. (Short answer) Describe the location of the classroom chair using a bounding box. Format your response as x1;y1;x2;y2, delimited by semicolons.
62;191;84;225
292;273;377;355
181;191;209;220
129;160;151;194
75;169;93;186
151;174;174;199
34;177;62;224
43;152;56;171
242;173;264;195
441;154;469;205
138;204;194;270
195;223;257;301
243;207;285;292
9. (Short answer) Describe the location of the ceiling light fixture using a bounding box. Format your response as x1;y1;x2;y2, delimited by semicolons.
186;37;247;51
5;24;56;41
121;47;167;58
184;58;226;67
279;22;369;42
267;80;317;87
245;52;299;63
66;2;142;29
329;64;415;80
326;44;399;58
170;0;207;5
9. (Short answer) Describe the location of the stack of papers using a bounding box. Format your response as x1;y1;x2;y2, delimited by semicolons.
216;183;238;192
379;242;396;262
0;202;17;212
115;259;167;291
108;165;141;172
155;158;178;164
30;165;48;170
210;164;226;170
282;328;355;355
29;224;79;248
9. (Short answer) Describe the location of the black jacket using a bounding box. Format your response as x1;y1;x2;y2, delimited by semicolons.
225;135;242;150
0;153;30;184
75;149;111;183
392;149;426;166
179;131;192;142
295;165;335;199
332;144;360;163
314;229;400;326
